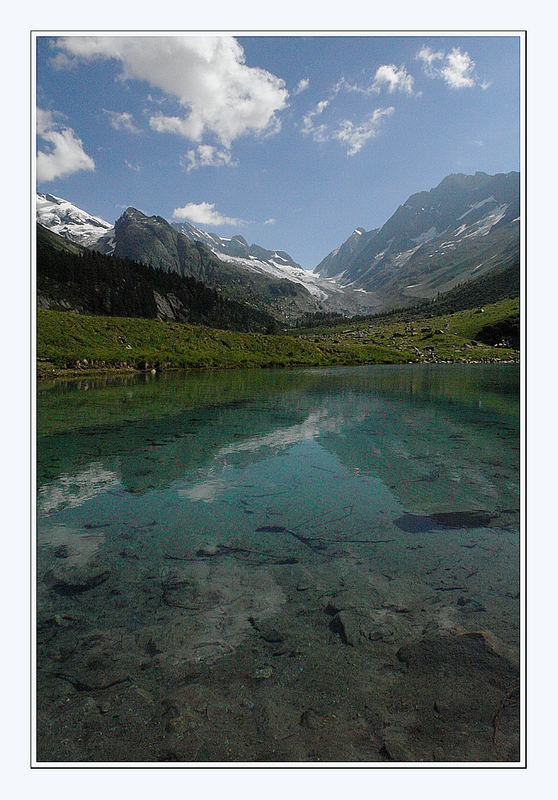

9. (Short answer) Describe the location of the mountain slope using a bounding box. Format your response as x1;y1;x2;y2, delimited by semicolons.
315;227;378;279
36;193;114;249
36;223;279;332
314;171;519;306
172;220;302;270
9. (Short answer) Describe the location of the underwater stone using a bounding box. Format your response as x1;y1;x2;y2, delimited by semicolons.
45;565;111;595
394;510;494;533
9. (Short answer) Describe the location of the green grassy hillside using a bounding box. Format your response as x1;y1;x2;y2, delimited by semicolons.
299;297;520;363
37;297;519;378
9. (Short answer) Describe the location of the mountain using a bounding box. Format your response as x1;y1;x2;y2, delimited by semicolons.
116;208;325;299
36;195;369;321
36;193;115;251
315;227;377;279
314;171;519;306
109;207;337;321
172;220;302;270
36;223;279;332
36;171;520;324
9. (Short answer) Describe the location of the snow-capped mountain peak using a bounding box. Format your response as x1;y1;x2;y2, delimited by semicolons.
36;193;114;249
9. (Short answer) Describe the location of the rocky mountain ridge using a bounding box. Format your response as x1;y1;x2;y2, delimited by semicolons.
36;171;519;319
314;171;519;305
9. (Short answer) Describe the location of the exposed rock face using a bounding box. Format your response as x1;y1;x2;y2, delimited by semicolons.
315;227;377;279
173;220;302;270
314;171;520;304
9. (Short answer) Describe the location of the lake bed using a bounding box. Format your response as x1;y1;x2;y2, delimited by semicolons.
36;364;520;763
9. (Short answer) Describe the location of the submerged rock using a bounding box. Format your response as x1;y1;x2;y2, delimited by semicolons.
394;510;495;533
328;612;354;647
44;564;111;595
254;666;273;679
397;631;515;672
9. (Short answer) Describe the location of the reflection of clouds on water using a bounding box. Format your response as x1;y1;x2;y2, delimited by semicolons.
217;411;337;456
178;477;230;503
37;524;105;566
38;462;120;514
179;411;342;503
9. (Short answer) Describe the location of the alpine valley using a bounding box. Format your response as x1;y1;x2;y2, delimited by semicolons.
36;170;520;375
36;170;519;322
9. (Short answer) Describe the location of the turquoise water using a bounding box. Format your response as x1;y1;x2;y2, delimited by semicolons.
36;364;520;762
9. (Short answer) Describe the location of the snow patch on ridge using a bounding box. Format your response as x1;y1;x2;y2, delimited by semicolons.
36;193;113;248
457;196;496;220
463;204;509;237
211;250;329;300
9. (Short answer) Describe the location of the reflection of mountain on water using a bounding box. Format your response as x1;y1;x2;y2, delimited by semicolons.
37;365;519;512
38;365;519;438
320;401;519;515
37;399;324;503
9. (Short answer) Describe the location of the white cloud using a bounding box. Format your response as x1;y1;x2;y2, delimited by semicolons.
172;202;244;227
103;109;140;133
416;45;444;77
417;44;481;89
294;77;310;95
180;144;236;172
264;218;276;225
53;36;289;147
124;160;141;171
302;99;329;130
331;67;415;97
441;47;476;89
333;107;395;156
301;99;331;139
372;64;415;95
36;108;95;182
301;87;394;156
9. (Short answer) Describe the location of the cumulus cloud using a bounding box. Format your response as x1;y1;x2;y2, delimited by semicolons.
417;44;481;89
180;144;236;172
416;45;444;77
172;202;244;227
372;64;415;94
53;36;289;147
333;107;395;156
441;48;476;89
36;108;95;182
294;77;310;95
103;109;140;133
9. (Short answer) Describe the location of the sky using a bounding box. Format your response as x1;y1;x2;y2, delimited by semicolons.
35;34;521;268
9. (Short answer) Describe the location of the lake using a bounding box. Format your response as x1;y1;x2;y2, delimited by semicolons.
36;364;520;763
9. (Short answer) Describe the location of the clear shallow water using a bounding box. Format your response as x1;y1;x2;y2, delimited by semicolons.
36;365;520;762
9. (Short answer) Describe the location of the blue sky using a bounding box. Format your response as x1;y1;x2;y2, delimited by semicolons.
36;34;520;268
